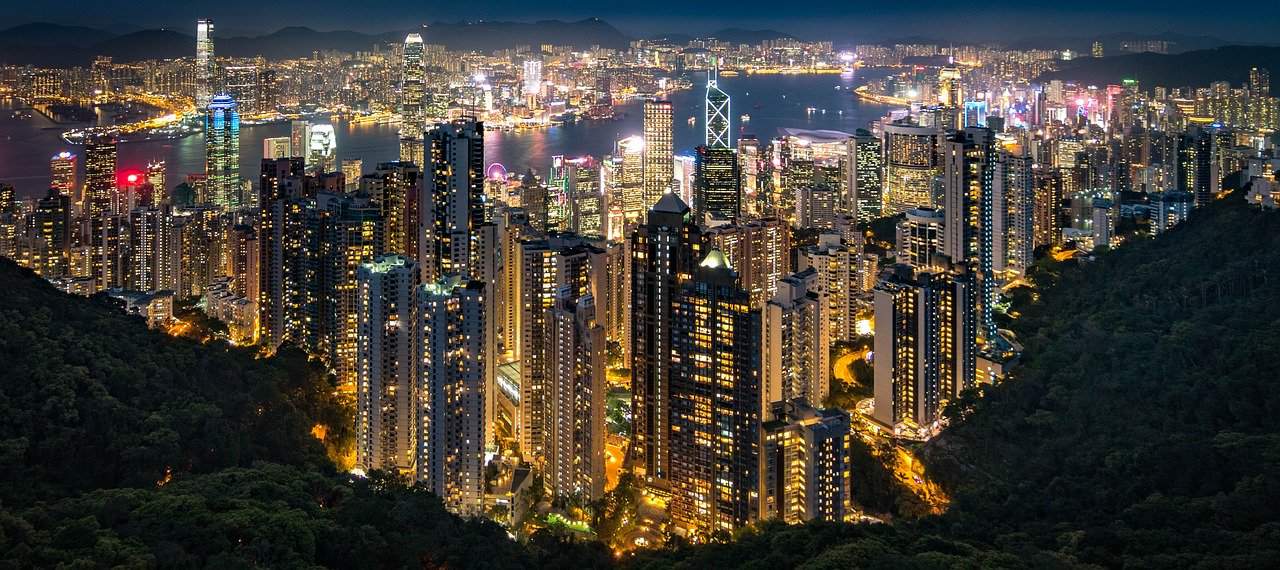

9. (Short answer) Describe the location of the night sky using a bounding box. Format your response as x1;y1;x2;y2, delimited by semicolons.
9;0;1280;43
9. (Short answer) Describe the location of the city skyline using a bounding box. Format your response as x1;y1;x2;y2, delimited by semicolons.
0;7;1278;565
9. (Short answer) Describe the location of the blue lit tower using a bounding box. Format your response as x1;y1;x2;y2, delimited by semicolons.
205;95;241;209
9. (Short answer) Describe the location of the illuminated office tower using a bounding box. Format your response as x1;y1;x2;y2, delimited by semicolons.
942;127;997;344
361;162;420;258
799;233;855;342
796;183;837;229
205;95;241;209
615;135;646;223
872;265;976;432
1177;127;1214;207
90;213;126;292
195;19;215;110
50;152;76;198
126;206;174;292
705;61;731;149
566;156;604;237
669;249;761;537
882;122;941;214
146;161;166;204
341;159;362;192
705;217;789;308
642;100;674;209
306;124;337;175
759;400;851;523
522;59;543;105
547;156;573;231
516;238;597;478
993;151;1034;276
257;157;307;348
1033;169;1063;249
290;120;309;160
356;255;420;475
737;136;761;208
851;130;883;221
416;274;487;514
421;118;485;280
937;67;962;128
548;289;607;500
897;207;945;270
631;194;704;486
763;268;830;414
521;170;549;231
84;136;117;218
262;137;292;160
400;33;426;166
693;145;740;223
35;189;72;277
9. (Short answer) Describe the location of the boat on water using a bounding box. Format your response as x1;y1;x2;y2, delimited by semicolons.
687;116;696;126
740;114;751;123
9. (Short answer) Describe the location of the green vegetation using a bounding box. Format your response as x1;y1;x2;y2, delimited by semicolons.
4;192;1280;567
0;260;605;568
636;194;1280;567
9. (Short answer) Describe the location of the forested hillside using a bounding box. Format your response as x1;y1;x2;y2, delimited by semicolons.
633;194;1280;568
2;192;1278;568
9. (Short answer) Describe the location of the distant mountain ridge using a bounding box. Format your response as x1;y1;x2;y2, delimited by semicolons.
1040;45;1280;87
0;19;633;67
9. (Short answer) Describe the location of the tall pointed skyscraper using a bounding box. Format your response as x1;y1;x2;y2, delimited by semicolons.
400;33;426;166
704;60;731;149
195;19;215;110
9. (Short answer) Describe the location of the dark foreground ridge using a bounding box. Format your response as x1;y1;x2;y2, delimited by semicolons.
1;192;1278;568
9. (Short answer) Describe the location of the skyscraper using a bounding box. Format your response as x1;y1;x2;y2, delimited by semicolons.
872;265;976;433
851;130;883;221
306;123;337;175
615;135;646;223
262;137;292;160
669;249;761;537
360;162;420;259
416;274;488;514
400;33;426;166
84;136;117;218
642;100;674;209
943;127;997;344
763;268;830;413
759;400;852;523
356;255;421;475
421;118;485;280
799;233;858;343
692;145;741;222
50;151;76;198
705;218;790;308
257;157;307;348
883;122;941;214
205;95;241;209
195;19;215;110
704;62;731;149
631;194;703;486
548;290;606;500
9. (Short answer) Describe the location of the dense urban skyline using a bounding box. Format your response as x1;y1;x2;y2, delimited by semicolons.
1;6;1279;567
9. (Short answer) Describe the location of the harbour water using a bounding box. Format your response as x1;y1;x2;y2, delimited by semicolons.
0;70;895;199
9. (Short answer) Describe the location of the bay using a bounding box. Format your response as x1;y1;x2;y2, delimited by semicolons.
0;70;893;199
